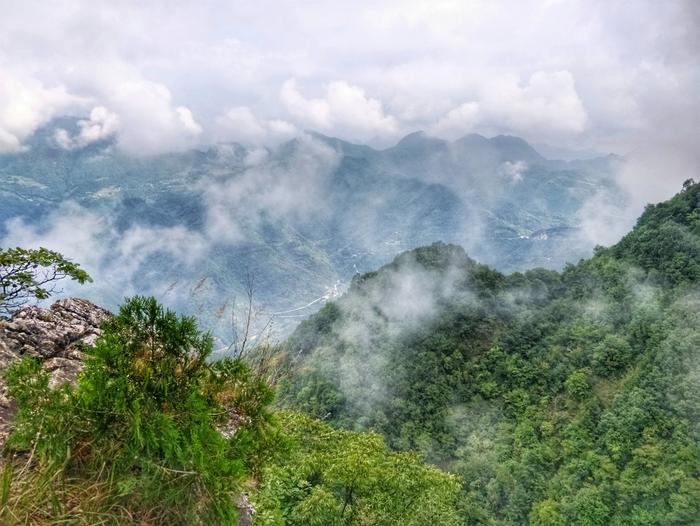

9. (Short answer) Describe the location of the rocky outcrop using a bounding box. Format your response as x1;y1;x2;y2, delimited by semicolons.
0;298;111;444
0;297;256;524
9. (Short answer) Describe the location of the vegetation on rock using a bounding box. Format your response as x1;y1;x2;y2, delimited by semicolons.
2;296;275;524
1;296;461;525
2;182;699;525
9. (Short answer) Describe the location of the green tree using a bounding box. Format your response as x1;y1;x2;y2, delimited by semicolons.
278;183;700;525
592;335;632;377
252;412;462;526
530;499;567;526
565;369;591;400
0;246;91;315
573;485;610;525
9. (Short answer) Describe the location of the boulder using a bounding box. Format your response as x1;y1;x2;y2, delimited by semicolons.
0;298;111;444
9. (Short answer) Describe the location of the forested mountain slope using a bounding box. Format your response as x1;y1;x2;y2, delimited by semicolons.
279;180;700;524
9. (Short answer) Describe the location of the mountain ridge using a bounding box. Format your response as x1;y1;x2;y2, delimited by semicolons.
1;118;622;338
278;180;700;523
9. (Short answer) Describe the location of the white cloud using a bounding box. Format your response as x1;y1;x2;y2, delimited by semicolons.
215;106;297;145
485;71;588;135
176;106;203;136
431;71;588;139
280;80;332;129
107;79;202;155
0;0;696;200
431;102;480;138
0;73;81;152
54;106;119;149
0;66;202;155
280;79;400;140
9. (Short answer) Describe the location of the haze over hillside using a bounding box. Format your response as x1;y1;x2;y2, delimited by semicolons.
1;1;697;340
1;119;623;338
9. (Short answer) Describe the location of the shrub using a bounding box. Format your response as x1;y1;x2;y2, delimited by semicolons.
565;369;591;401
2;296;275;525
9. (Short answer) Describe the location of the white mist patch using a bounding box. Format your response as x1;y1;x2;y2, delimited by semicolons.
341;251;474;329
280;79;400;141
1;202;208;305
500;160;528;182
1;136;346;334
328;250;476;421
447;400;505;470
201;135;340;243
431;70;588;140
54;106;120;149
0;71;84;153
376;267;441;322
3;203;108;274
215;106;298;146
577;189;634;247
661;290;700;435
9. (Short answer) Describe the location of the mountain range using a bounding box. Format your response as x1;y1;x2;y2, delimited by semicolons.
0;118;623;339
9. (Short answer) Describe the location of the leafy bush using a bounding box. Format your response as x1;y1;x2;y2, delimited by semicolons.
592;335;632;377
565;369;591;401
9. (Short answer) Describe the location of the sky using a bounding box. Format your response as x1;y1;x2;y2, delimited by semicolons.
0;0;698;199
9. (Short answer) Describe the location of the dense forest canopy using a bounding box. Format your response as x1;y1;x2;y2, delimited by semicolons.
279;181;700;525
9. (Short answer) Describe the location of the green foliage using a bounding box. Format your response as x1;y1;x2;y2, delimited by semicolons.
565;369;591;400
4;183;699;524
279;183;700;525
251;412;462;526
612;180;700;286
3;296;275;525
592;335;632;377
572;485;610;525
529;499;567;526
0;246;91;315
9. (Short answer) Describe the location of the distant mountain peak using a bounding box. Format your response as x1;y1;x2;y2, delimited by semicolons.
394;131;447;149
488;135;544;162
300;131;378;159
453;133;490;148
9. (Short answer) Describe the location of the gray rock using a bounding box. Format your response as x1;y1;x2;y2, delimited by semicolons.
0;298;111;445
235;493;255;526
